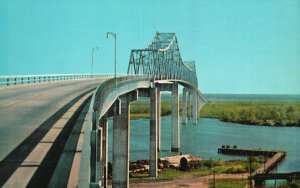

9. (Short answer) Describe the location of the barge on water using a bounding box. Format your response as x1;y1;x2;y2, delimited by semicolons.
218;146;285;157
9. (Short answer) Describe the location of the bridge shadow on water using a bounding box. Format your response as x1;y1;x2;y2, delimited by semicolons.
0;88;94;187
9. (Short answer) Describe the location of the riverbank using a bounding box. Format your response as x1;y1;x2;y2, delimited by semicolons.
130;173;248;188
128;158;259;180
200;101;300;126
128;158;254;188
130;174;300;188
130;100;300;126
130;101;171;119
105;157;255;187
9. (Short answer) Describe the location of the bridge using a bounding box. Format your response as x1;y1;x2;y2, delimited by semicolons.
0;33;205;187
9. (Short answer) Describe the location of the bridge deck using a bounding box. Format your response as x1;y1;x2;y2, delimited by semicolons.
0;78;106;161
0;78;109;186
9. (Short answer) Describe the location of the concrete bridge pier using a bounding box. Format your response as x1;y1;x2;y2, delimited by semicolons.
192;90;198;124
97;127;102;184
91;120;100;186
182;87;187;124
149;87;158;177
112;91;138;188
171;82;180;152
156;86;161;152
184;88;198;124
187;91;192;120
100;117;108;188
113;98;130;188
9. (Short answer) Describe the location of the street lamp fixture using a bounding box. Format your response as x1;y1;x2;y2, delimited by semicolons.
92;46;99;77
107;32;117;90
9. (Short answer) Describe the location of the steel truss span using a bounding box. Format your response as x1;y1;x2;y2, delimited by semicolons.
127;32;198;88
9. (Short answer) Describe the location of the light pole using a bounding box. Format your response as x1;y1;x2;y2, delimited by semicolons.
107;32;117;90
92;46;99;77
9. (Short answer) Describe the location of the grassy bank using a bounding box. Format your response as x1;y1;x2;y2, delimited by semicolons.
129;158;257;180
130;99;300;126
211;179;248;188
130;101;172;119
155;159;258;187
200;101;300;126
156;158;260;180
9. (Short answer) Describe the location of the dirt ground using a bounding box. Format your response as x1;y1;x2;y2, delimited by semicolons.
129;173;249;188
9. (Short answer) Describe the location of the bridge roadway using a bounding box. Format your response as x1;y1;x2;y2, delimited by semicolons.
0;78;108;162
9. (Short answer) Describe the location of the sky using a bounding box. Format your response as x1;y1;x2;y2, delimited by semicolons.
0;0;299;94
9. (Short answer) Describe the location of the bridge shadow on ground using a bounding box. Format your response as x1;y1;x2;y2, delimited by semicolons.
0;89;94;187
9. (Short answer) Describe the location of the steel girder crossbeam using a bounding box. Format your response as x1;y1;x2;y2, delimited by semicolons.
127;32;198;88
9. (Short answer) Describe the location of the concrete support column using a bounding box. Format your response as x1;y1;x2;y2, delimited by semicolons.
112;97;130;188
97;127;102;183
149;87;158;177
156;86;161;152
182;88;187;124
187;92;192;119
91;129;99;184
171;82;180;152
100;118;108;188
192;91;198;124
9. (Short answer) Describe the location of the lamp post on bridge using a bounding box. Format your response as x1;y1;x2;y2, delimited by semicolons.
107;32;117;90
92;46;99;78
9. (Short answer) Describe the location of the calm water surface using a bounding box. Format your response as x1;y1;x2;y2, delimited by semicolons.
108;116;300;173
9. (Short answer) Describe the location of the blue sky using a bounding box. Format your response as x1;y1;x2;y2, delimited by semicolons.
0;0;299;94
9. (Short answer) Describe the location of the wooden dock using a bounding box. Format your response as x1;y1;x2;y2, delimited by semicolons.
218;147;287;174
218;147;286;174
218;146;292;186
256;152;286;174
218;147;280;157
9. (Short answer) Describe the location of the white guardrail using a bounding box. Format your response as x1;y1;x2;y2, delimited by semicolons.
0;74;118;87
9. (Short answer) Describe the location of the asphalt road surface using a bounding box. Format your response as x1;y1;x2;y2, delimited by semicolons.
0;78;107;161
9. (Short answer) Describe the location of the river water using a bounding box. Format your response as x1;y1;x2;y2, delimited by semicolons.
106;94;300;173
107;116;300;173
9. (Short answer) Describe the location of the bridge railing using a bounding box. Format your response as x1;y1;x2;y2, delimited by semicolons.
93;74;152;123
0;74;114;87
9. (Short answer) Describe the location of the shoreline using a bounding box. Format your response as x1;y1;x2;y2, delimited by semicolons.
221;119;300;127
129;173;248;188
131;100;300;127
198;100;300;127
131;113;300;127
203;116;300;127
